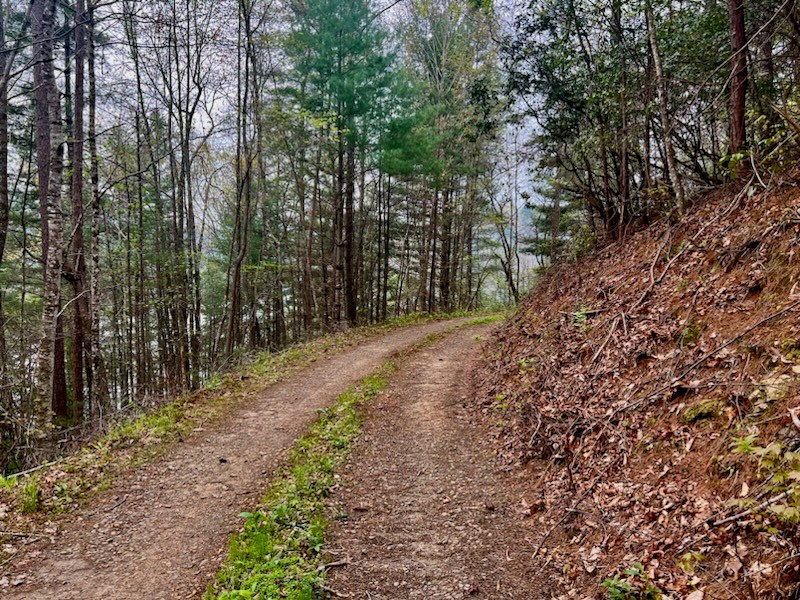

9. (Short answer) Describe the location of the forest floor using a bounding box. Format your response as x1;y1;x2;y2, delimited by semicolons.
472;177;800;598
1;316;514;599
325;324;544;599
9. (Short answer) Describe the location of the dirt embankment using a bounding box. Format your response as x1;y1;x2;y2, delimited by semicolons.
474;177;800;598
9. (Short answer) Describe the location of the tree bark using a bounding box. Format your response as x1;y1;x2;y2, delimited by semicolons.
344;136;357;325
728;0;747;154
0;1;9;412
69;0;88;419
88;0;108;418
34;0;66;425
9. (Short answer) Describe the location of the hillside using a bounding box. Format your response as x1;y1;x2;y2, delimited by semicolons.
474;176;800;599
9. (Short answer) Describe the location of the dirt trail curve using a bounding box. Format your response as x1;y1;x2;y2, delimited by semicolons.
326;325;544;599
3;318;474;600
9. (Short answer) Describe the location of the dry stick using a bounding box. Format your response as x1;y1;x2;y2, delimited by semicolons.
710;490;792;528
630;229;673;312
615;299;800;416
591;315;620;364
319;584;350;598
530;510;574;561
0;530;40;538
631;227;696;313
318;559;350;570
630;177;757;315
9;459;59;478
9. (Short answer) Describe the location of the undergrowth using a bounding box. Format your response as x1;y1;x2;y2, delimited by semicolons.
733;435;800;524
602;563;663;599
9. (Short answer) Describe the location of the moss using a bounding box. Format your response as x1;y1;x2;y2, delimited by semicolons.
678;318;702;347
682;398;722;423
780;338;800;362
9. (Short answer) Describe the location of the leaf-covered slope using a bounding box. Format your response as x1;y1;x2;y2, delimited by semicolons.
474;177;800;598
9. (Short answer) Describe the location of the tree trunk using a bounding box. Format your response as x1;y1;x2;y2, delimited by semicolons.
0;2;8;417
344;136;357;325
70;0;88;419
646;0;686;213
728;0;747;154
34;0;66;425
88;0;108;418
438;186;452;312
551;181;561;263
612;0;630;233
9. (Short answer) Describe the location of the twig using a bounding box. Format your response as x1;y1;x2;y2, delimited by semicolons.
749;153;768;189
0;552;16;569
591;316;620;364
320;584;351;598
85;494;129;518
530;510;572;561
630;177;760;315
531;478;599;560
630;230;672;311
319;559;350;570
710;490;791;528
674;300;800;383
0;530;47;540
10;460;59;478
0;530;33;538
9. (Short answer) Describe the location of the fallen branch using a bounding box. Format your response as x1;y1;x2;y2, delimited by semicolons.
0;530;48;540
710;490;791;528
9;460;59;479
319;559;350;571
531;477;599;560
674;299;800;383
319;584;351;598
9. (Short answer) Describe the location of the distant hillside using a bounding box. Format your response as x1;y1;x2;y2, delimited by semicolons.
474;175;800;599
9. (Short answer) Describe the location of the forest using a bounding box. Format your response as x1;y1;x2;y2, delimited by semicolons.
0;0;798;473
0;0;525;471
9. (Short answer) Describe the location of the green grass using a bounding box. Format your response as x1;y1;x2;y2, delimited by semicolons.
20;479;40;513
206;371;391;599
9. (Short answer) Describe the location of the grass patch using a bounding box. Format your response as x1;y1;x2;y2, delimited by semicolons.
20;479;40;514
205;371;391;599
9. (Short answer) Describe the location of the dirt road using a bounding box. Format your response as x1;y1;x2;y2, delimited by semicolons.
2;318;472;600
326;325;544;599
